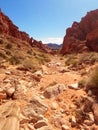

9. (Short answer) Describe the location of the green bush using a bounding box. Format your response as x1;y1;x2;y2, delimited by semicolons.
65;54;78;67
9;56;20;65
86;66;98;89
79;52;98;65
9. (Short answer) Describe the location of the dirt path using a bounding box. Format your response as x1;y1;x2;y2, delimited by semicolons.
38;55;81;91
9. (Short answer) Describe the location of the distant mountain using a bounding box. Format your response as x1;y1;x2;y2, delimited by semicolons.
46;43;62;50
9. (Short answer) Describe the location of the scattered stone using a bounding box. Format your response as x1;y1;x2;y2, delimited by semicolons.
5;87;15;97
20;114;29;124
51;102;58;110
34;120;48;129
68;83;79;90
62;124;70;130
28;124;35;130
34;70;43;77
59;67;70;73
5;71;11;75
88;90;92;96
88;112;94;122
56;62;61;66
70;116;77;127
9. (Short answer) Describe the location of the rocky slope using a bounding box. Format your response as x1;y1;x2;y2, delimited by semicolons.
0;10;52;53
0;53;98;130
61;9;98;54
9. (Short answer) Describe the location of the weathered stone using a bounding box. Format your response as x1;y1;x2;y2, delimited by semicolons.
68;83;79;90
50;102;58;110
29;95;48;114
43;84;67;98
34;120;48;129
28;124;35;130
62;124;70;130
88;112;94;122
71;116;77;127
5;87;15;97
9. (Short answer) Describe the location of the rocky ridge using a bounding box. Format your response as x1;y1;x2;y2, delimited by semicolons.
0;10;52;53
61;9;98;54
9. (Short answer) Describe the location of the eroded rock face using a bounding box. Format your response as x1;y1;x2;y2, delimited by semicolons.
61;9;98;54
0;10;53;53
0;10;30;42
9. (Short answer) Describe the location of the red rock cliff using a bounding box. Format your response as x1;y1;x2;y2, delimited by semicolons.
0;10;52;53
0;10;30;42
61;9;98;54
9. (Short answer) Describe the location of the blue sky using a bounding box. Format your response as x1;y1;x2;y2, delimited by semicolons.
0;0;98;44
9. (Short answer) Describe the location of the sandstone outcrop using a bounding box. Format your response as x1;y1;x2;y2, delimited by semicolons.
61;9;98;54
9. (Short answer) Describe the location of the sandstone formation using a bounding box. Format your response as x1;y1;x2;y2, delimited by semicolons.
0;10;52;53
61;9;98;54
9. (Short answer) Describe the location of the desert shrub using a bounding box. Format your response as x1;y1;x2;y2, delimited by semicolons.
79;52;98;65
39;53;51;61
78;79;87;88
86;66;98;90
75;110;87;124
65;54;78;67
5;43;12;49
27;50;32;55
9;55;20;65
35;53;51;64
23;58;41;72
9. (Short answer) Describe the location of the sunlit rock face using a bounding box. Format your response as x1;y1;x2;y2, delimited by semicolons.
61;9;98;54
0;10;30;42
0;10;53;53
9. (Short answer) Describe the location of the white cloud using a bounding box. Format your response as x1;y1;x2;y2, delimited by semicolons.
41;37;63;44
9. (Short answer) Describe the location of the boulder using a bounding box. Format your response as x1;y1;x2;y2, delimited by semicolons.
70;116;77;127
92;103;98;124
62;124;70;130
5;87;15;97
43;84;67;98
34;120;48;129
68;83;79;90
